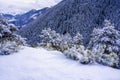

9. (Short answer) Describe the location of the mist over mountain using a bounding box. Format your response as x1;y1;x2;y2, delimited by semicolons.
18;0;120;46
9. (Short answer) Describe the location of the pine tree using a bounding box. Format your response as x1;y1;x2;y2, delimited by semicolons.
61;33;73;51
88;20;120;68
0;16;26;55
40;28;62;50
73;32;83;46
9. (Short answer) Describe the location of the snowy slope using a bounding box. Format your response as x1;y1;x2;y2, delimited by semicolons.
0;47;120;80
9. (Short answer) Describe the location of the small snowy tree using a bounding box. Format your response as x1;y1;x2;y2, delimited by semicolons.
73;32;83;47
0;17;26;55
40;28;76;52
40;28;62;50
61;33;73;51
88;20;120;68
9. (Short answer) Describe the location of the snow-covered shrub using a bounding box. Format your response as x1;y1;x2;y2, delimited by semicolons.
63;46;85;60
80;57;91;64
40;28;74;52
0;17;26;55
79;49;93;64
63;33;93;63
88;20;120;68
63;44;93;64
40;28;63;50
0;41;18;55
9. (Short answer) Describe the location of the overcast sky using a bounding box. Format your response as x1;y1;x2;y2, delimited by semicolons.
0;0;61;14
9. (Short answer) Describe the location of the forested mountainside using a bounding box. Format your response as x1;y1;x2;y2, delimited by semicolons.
18;0;120;46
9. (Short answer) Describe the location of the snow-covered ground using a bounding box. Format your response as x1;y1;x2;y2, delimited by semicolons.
0;47;120;80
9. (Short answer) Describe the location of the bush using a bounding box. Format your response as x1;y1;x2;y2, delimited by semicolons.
63;46;84;60
79;49;93;64
0;17;26;55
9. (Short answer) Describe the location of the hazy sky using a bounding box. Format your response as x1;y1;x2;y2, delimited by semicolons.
0;0;61;14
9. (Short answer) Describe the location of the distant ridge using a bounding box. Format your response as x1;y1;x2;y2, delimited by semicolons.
2;7;48;27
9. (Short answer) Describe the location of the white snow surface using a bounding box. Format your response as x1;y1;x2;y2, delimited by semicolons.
0;46;120;80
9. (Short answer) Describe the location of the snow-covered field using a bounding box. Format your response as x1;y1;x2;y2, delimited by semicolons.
0;47;120;80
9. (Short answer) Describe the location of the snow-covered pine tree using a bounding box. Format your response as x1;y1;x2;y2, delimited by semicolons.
40;28;62;50
61;33;73;51
73;32;83;46
88;20;120;68
0;16;26;55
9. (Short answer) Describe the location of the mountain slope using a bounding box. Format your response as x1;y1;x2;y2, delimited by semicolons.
2;7;48;27
19;0;120;45
0;47;120;80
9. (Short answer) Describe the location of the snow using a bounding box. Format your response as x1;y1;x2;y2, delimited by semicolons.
30;13;38;20
8;18;16;22
0;46;120;80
